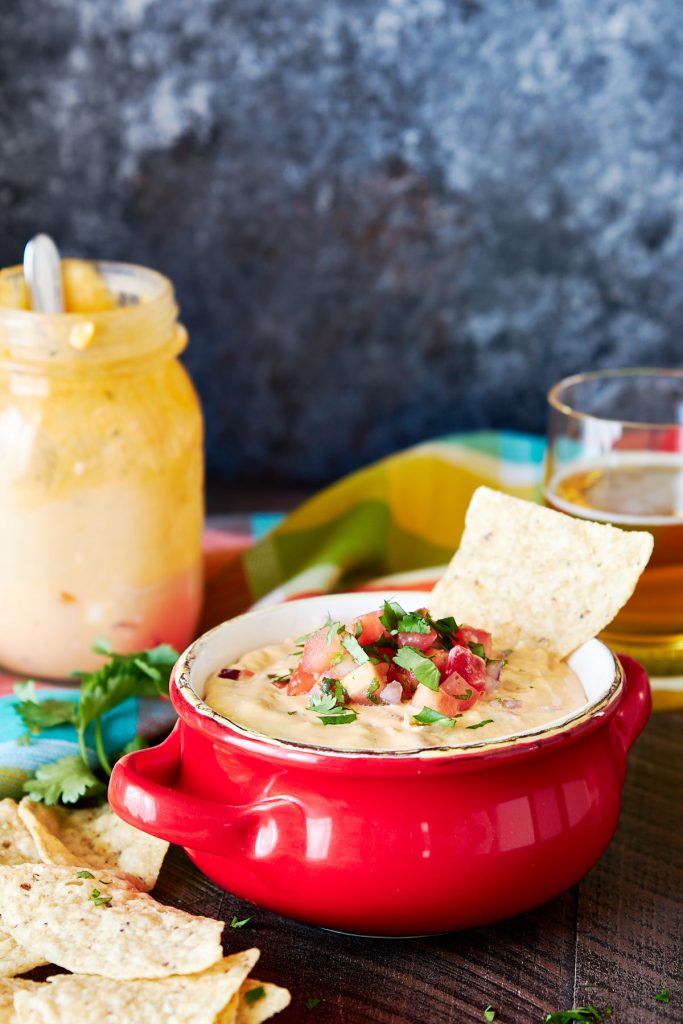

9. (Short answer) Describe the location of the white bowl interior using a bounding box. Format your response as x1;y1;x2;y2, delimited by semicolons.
182;591;618;743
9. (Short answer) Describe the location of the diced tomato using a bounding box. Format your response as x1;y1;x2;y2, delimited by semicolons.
397;629;437;651
425;647;448;676
301;627;344;674
440;670;479;710
456;626;493;659
445;645;487;692
351;611;386;646
393;667;419;699
287;664;318;695
410;682;464;719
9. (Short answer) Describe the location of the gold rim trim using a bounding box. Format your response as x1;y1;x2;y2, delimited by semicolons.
175;631;625;761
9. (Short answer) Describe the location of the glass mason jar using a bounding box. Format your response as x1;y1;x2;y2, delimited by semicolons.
0;261;204;678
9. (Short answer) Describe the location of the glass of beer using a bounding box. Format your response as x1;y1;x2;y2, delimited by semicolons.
545;368;683;676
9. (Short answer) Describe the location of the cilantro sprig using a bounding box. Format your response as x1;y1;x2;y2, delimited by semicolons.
307;679;357;726
16;639;178;806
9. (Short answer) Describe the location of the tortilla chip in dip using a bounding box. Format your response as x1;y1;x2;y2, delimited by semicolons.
0;800;40;866
430;487;653;658
13;952;258;1024
17;799;168;891
0;864;223;979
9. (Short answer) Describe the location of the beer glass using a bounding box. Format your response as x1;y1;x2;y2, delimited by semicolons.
544;368;683;676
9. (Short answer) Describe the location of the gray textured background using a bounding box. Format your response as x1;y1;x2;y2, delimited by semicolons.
1;0;682;483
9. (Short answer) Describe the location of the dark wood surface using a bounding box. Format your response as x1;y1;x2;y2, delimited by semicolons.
152;710;683;1024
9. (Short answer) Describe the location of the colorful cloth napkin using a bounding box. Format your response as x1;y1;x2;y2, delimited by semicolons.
0;430;677;800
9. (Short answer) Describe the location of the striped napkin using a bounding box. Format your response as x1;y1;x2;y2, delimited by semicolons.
0;431;676;799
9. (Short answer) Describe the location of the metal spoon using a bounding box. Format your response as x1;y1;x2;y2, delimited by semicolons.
23;233;64;313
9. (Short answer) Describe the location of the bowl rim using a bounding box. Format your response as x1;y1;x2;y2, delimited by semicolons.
171;592;625;763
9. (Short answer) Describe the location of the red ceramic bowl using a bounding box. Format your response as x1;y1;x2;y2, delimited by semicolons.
109;592;651;936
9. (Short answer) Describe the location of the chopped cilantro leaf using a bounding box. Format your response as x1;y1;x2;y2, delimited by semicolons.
326;621;343;646
305;997;320;1010
397;612;431;634
655;989;670;1004
449;688;472;701
341;633;369;665
484;1006;496;1022
354;621;363;639
267;672;292;684
469;641;487;659
307;691;338;715
230;915;252;928
393;647;440;691
318;707;357;725
367;680;380;704
379;599;406;633
76;870;95;879
308;681;357;725
88;888;112;907
23;756;105;806
426;614;460;648
244;986;266;1005
466;719;494;730
413;707;461;727
543;1008;603;1023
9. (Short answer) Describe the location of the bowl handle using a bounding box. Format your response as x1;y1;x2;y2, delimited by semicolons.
108;723;300;854
612;655;652;757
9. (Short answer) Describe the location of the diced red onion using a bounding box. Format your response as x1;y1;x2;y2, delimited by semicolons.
485;660;505;688
502;698;522;710
380;680;403;704
218;667;241;680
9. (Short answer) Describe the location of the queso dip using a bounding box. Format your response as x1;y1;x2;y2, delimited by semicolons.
204;602;586;752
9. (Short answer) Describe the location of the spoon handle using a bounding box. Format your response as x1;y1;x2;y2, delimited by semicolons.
23;234;64;313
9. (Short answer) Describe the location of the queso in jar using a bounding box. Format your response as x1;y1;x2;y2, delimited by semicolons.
0;261;204;678
204;600;587;751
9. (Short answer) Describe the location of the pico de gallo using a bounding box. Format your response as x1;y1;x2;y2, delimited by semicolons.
285;601;503;724
204;601;587;751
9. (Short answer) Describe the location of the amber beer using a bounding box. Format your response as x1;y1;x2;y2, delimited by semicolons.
545;453;683;673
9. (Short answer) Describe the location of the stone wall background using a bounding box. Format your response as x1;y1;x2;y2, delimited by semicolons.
1;0;682;483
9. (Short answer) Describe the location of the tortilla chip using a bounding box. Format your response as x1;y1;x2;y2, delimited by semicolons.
234;979;292;1023
0;864;223;979
17;800;168;891
12;953;258;1024
0;977;40;1023
430;487;653;658
0;928;47;978
0;801;40;866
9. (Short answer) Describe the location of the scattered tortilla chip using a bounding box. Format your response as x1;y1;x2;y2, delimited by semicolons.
430;486;653;658
17;799;168;891
0;977;40;1023
0;929;47;978
0;864;223;979
235;979;292;1023
12;952;258;1024
0;801;40;866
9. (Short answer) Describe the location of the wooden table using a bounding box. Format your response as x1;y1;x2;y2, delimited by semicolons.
153;710;682;1024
